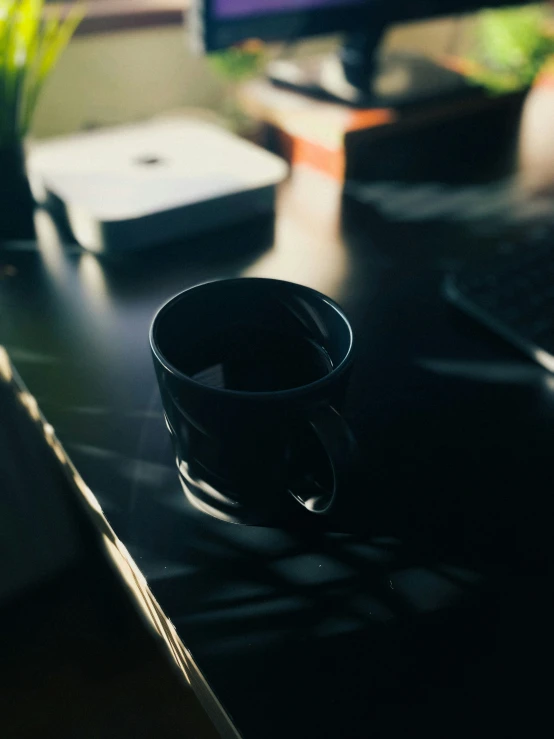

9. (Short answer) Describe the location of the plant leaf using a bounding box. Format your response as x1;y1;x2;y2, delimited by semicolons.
0;1;19;141
0;1;83;142
21;1;84;134
466;5;554;94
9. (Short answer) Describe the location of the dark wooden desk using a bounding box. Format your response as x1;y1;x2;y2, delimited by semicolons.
0;167;551;738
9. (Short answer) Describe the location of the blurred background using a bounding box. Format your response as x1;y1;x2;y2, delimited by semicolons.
24;2;550;137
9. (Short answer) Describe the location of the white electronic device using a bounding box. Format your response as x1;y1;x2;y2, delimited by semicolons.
29;119;288;252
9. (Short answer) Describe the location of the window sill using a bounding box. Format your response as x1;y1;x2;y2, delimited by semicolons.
47;1;188;37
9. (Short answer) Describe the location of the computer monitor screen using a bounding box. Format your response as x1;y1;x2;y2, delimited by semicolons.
198;1;534;51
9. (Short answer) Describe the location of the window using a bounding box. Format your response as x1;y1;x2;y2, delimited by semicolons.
44;1;187;35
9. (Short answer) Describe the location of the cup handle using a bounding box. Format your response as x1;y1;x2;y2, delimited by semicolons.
288;405;357;515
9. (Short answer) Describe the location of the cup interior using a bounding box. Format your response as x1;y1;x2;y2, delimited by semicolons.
152;279;352;393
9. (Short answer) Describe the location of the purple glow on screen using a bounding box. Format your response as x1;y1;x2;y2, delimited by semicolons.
215;0;365;19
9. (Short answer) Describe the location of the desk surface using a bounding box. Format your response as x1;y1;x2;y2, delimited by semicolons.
1;167;552;738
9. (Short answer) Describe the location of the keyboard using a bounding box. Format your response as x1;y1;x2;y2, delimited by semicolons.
444;228;554;372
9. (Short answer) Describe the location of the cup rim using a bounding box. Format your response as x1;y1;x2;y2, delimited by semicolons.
149;278;354;399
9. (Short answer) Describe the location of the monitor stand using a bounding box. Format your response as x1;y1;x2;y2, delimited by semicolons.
267;28;473;109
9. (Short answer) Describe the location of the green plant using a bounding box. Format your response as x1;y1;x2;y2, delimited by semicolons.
0;0;83;144
209;39;267;83
463;4;554;94
208;40;267;134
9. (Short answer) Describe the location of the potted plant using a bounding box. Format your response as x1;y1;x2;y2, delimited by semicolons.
459;4;554;95
0;0;83;239
455;4;554;193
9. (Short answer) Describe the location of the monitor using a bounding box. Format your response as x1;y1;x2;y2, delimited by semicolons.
194;1;536;106
196;1;534;51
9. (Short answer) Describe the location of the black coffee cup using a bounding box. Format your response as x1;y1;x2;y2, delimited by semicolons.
150;278;356;525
